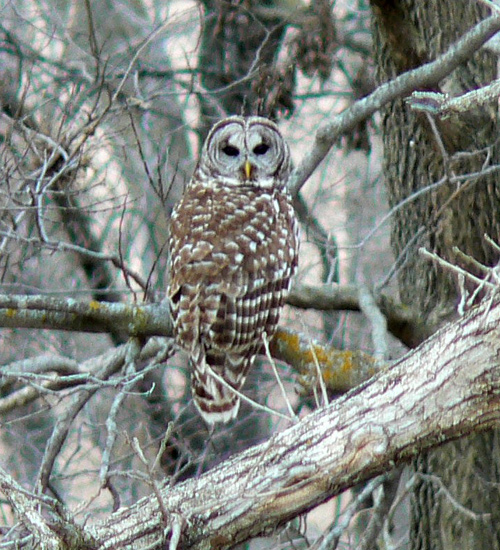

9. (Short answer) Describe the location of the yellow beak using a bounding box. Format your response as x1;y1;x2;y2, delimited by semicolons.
244;160;253;180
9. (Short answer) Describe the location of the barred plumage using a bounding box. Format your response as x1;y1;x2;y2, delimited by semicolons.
168;116;298;424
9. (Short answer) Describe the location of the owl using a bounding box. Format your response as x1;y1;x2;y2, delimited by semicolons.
168;116;299;425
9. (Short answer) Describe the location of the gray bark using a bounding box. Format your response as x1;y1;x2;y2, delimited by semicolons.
81;297;500;547
371;1;500;548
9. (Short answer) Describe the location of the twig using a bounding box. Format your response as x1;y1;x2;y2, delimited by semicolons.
169;517;182;550
0;466;94;548
419;248;493;290
262;333;298;421
35;344;130;494
314;474;388;550
0;341;174;416
205;365;293;422
417;472;492;521
130;437;170;527
485;233;500;254
100;339;142;486
306;332;330;409
407;80;500;117
357;471;401;550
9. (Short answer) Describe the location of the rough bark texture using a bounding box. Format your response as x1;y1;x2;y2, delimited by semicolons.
371;1;500;548
372;0;499;323
81;295;500;549
3;291;500;548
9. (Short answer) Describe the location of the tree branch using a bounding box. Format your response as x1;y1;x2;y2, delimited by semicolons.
287;283;431;347
0;339;174;416
0;294;172;336
83;295;500;549
0;284;432;419
0;465;96;549
271;327;377;395
0;293;380;403
290;11;500;195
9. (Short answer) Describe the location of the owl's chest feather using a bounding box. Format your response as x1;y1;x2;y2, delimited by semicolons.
169;183;297;284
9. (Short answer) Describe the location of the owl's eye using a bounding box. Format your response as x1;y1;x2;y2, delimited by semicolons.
253;143;270;155
222;145;240;157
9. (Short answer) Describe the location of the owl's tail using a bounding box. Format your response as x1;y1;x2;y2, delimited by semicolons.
190;349;254;425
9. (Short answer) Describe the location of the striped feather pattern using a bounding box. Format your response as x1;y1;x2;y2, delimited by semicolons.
168;117;298;424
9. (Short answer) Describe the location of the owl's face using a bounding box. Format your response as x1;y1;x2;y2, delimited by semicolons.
198;116;292;189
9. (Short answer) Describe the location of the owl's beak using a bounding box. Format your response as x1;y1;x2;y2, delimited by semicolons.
243;160;254;181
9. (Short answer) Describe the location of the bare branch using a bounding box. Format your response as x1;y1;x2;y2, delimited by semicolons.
35;343;134;495
0;339;172;416
314;474;389;550
419;248;494;290
271;327;378;396
358;284;389;360
85;295;500;549
0;466;96;549
357;471;401;550
287;283;430;347
290;12;500;195
0;294;172;336
100;339;143;487
407;80;500;117
0;290;423;402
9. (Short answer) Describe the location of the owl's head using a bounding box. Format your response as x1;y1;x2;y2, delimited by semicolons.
196;116;292;189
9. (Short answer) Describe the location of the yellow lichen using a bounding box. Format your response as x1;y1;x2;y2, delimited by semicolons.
340;352;354;373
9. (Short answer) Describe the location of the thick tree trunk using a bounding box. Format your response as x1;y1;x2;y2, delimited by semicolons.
371;1;500;548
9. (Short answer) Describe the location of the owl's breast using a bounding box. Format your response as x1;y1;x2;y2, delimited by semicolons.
169;183;298;296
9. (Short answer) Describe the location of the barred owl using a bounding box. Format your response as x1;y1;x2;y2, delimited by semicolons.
168;116;299;425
